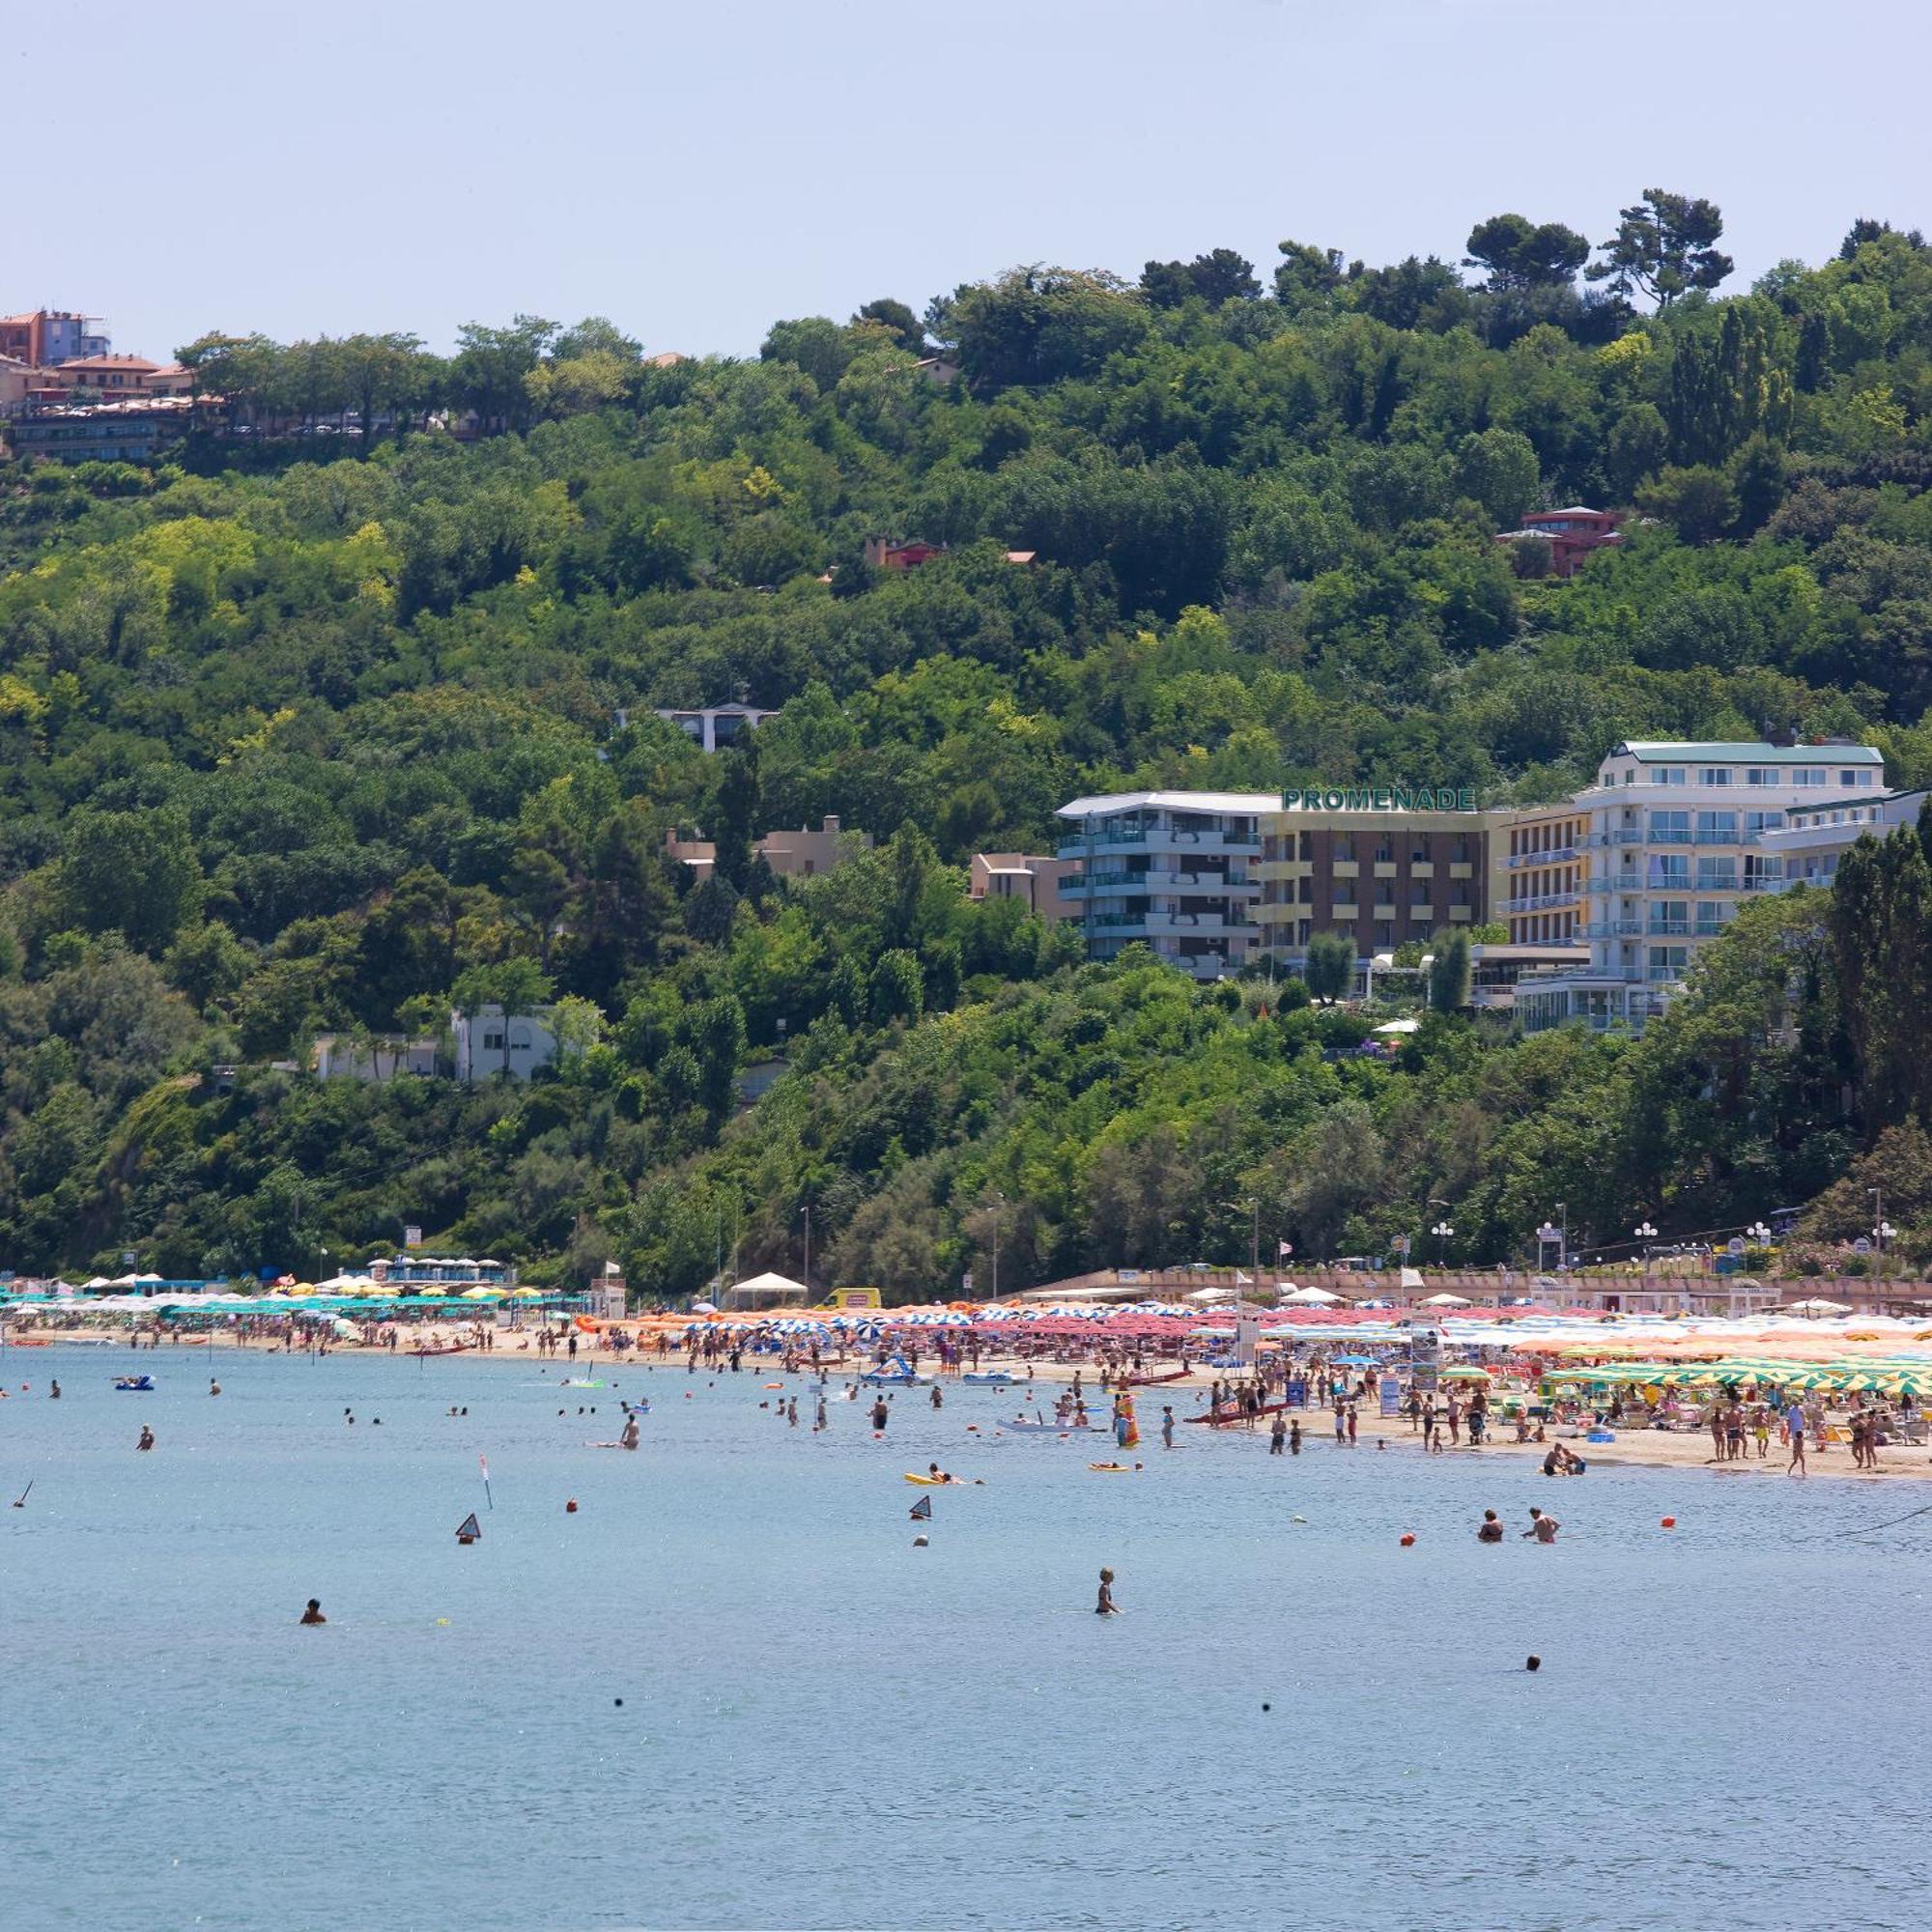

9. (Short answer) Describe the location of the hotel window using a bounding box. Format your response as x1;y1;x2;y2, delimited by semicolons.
1374;837;1394;863
1410;832;1433;864
1746;766;1773;787
1335;833;1355;862
1694;810;1737;842
1648;945;1690;981
1649;810;1690;842
1698;767;1734;786
1649;766;1687;785
1648;854;1690;887
1696;857;1738;891
1793;767;1826;786
1695;900;1730;934
1649;900;1690;935
1745;810;1784;834
1375;922;1395;947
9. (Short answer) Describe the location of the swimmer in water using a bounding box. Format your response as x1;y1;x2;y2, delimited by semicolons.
137;1426;155;1451
1095;1567;1119;1616
620;1411;640;1451
49;1379;60;1400
300;1599;327;1625
1523;1507;1559;1543
210;1378;221;1396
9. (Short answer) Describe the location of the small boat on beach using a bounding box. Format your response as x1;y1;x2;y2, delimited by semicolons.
1184;1400;1293;1426
1122;1367;1189;1387
961;1372;1013;1385
113;1375;156;1392
407;1344;469;1358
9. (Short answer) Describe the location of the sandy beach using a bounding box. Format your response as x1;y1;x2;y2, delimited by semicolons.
15;1315;1929;1485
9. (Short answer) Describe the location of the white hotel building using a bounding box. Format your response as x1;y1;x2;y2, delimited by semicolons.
1055;790;1270;979
1517;740;1886;1032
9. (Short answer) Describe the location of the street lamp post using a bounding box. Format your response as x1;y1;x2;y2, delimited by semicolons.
801;1205;811;1293
1431;1219;1454;1264
991;1192;1004;1303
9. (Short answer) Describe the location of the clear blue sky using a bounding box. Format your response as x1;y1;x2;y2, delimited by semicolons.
14;0;1928;360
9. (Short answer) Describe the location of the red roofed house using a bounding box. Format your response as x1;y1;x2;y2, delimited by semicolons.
60;355;191;395
865;534;946;570
1496;505;1622;580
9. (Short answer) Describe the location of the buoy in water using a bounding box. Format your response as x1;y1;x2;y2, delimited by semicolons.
565;1498;579;1514
912;1534;928;1547
1399;1532;1416;1547
1661;1516;1677;1528
1526;1655;1542;1672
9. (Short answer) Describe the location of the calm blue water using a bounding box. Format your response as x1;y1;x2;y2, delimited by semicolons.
5;1341;1930;1932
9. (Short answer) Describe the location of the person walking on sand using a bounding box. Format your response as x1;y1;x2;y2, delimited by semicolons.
1346;1404;1358;1448
1784;1400;1807;1477
1095;1568;1119;1616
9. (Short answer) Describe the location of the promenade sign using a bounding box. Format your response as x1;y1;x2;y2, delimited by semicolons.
1281;785;1479;812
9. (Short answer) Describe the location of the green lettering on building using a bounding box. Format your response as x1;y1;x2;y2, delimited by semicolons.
1278;783;1481;812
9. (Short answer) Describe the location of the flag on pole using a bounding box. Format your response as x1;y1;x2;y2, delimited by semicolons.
479;1455;494;1511
908;1494;932;1520
1278;1240;1293;1258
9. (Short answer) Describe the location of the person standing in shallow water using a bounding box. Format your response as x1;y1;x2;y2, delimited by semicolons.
1095;1568;1119;1615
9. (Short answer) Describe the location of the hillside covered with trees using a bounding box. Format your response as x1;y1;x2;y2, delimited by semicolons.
6;191;1932;1291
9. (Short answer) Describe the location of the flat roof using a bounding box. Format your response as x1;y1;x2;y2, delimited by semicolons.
1609;740;1884;765
1058;791;1279;818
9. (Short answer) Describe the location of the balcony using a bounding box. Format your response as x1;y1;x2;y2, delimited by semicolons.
1647;828;1692;845
1586;920;1643;938
1507;844;1577;868
1056;826;1262;862
1331;902;1359;920
1332;860;1360;879
1647;920;1690;937
1410;862;1435;879
1373;861;1397;878
1740;875;1783;892
1695;918;1728;935
1374;902;1397;920
1449;862;1474;879
1074;868;1259;896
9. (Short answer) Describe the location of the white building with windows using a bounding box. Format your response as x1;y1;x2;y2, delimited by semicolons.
1517;740;1886;1032
453;1004;562;1082
1758;786;1927;890
1055;791;1271;979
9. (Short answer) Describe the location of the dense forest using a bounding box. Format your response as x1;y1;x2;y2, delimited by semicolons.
6;191;1932;1292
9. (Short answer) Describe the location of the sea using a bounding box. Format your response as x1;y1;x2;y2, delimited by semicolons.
4;1340;1929;1932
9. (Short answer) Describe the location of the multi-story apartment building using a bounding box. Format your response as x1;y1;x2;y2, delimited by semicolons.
1497;803;1590;946
1056;791;1270;978
1759;786;1927;890
1254;790;1491;961
1517;740;1886;1032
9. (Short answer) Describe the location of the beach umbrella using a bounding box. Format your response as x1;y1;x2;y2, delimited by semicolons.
1421;1293;1471;1308
1439;1365;1492;1380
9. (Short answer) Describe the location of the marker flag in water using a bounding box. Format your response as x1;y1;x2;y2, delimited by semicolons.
908;1494;932;1520
479;1455;494;1511
456;1512;481;1542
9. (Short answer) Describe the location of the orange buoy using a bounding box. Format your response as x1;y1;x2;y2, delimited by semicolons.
1399;1532;1416;1548
1661;1516;1677;1528
565;1498;579;1514
764;1382;782;1389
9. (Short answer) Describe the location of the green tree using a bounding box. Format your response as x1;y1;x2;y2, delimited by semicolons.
1304;931;1356;1004
1587;189;1733;308
1636;465;1738;544
1463;213;1590;290
1457;428;1542;527
1428;929;1471;1013
63;809;201;954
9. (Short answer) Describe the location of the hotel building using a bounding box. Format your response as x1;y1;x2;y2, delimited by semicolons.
1055;791;1270;978
1498;802;1590;947
1254;787;1490;960
1758;786;1928;890
1516;740;1886;1032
